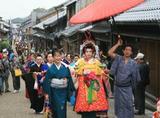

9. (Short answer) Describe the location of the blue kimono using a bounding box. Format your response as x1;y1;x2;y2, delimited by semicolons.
42;63;53;72
110;55;141;118
41;64;49;71
43;63;75;118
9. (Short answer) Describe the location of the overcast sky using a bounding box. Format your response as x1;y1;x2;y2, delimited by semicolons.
0;0;68;20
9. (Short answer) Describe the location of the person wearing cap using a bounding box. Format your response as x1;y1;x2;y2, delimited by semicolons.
134;53;150;115
2;49;8;54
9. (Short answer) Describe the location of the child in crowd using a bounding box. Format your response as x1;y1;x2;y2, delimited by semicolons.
153;98;160;118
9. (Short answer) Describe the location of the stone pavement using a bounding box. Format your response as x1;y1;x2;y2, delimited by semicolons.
0;74;153;118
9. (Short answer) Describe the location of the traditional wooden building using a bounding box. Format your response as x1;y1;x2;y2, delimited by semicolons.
60;0;111;54
32;4;67;51
114;0;160;108
0;17;10;39
21;8;47;52
59;0;86;54
30;0;98;54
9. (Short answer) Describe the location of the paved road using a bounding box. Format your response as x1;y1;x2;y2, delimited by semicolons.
0;74;153;118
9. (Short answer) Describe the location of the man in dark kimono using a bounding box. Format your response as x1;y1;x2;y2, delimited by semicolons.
28;54;44;113
134;53;150;115
108;37;141;118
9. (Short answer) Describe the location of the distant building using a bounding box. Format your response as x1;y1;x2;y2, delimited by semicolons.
32;2;67;52
0;17;10;39
21;8;47;35
20;8;47;52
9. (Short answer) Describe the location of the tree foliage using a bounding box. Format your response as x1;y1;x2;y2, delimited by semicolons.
0;38;10;51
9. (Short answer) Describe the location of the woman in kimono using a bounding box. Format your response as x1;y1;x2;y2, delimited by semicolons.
43;49;75;118
27;54;45;113
10;56;22;93
45;52;54;68
41;52;54;73
42;52;53;116
21;53;36;99
75;43;109;118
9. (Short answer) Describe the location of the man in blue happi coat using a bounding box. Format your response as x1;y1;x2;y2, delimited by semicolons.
107;36;141;118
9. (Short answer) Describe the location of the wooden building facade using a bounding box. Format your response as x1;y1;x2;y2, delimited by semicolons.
114;0;160;97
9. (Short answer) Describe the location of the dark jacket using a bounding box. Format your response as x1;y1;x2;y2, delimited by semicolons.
138;62;150;86
2;58;10;78
0;60;5;77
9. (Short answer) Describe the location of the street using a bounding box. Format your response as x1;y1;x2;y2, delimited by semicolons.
0;74;153;118
0;0;159;118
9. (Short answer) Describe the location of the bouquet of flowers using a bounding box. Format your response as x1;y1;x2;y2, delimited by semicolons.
83;69;100;104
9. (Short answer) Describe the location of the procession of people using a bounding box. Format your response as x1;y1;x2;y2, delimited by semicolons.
0;33;153;118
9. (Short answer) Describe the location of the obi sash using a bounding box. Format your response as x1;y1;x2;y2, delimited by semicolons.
50;78;68;88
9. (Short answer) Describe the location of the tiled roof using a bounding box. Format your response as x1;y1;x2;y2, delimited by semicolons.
0;21;9;27
33;31;54;40
33;10;66;30
0;21;10;32
115;0;160;22
79;21;111;33
65;0;77;6
60;24;85;37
